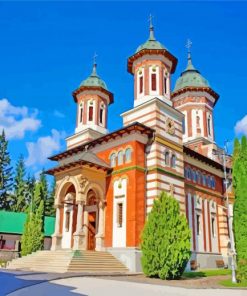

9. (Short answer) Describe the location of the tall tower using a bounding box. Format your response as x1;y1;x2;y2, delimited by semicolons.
66;59;114;149
127;16;177;108
122;18;185;214
171;41;219;156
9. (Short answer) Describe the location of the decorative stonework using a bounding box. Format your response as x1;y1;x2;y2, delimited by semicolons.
78;175;89;193
166;118;175;135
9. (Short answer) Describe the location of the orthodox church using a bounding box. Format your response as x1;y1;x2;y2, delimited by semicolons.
46;21;233;272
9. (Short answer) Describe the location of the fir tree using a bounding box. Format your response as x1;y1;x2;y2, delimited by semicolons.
0;130;13;210
45;178;55;216
11;155;26;212
233;136;247;282
25;174;35;210
141;191;191;280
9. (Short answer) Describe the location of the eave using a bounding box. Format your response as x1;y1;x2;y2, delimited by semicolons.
127;48;177;74
72;86;114;104
171;86;219;105
49;122;155;162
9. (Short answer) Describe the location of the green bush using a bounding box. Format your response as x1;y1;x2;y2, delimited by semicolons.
141;191;191;280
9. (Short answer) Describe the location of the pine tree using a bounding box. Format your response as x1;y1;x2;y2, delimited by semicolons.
0;130;13;210
11;155;27;212
141;191;191;280
45;178;55;216
233;136;247;282
25;174;35;210
21;210;32;256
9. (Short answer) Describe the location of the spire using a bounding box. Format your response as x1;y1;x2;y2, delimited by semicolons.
148;14;155;41
185;39;195;71
91;53;98;77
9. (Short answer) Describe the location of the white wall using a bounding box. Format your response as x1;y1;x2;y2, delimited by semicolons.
61;204;73;249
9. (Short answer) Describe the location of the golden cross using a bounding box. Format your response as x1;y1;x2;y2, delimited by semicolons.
186;39;192;52
93;52;98;65
148;14;154;27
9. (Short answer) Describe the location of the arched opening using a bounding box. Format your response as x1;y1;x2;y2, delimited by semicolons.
85;189;99;251
61;183;77;249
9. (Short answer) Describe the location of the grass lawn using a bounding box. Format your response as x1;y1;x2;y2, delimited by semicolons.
219;279;247;288
183;269;231;278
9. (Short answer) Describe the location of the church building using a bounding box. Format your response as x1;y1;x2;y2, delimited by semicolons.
46;20;232;272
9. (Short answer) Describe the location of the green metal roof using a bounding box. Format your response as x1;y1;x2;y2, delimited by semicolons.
80;63;108;90
174;53;210;92
0;211;55;236
136;24;166;53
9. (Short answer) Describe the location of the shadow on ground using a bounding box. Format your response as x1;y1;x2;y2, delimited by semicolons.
0;270;87;296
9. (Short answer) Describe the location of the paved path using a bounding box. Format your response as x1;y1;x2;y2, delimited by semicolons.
7;277;247;296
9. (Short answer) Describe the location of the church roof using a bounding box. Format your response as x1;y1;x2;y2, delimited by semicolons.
135;20;166;53
79;63;108;90
174;52;210;92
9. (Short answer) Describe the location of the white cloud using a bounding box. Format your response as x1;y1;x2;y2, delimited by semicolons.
25;129;65;167
54;110;65;118
235;115;247;136
0;98;41;139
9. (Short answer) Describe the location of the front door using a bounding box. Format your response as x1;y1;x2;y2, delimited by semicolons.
87;212;96;250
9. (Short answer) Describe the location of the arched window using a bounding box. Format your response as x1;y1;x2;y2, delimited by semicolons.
99;104;104;125
208;115;211;136
197;172;202;184
192;170;197;183
151;73;157;91
165;151;170;166
139;75;143;94
88;105;93;121
202;175;206;186
110;153;116;167
211;177;216;189
187;168;192;180
171;154;176;168
79;103;83;123
117;151;124;166
125;148;132;163
207;176;211;187
184;167;188;179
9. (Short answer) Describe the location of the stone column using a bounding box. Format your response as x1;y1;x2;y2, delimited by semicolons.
51;205;63;250
95;200;105;251
73;201;86;250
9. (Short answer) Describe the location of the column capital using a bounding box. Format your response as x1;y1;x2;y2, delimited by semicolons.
99;200;106;209
76;200;86;206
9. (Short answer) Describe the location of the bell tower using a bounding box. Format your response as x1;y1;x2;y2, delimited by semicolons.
171;40;219;156
127;16;177;108
66;57;114;149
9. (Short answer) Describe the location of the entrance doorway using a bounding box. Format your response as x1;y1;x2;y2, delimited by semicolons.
87;212;96;250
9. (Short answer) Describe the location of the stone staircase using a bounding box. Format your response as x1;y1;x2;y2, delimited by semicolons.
7;250;129;274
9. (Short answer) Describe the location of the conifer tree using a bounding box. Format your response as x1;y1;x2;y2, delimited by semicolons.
141;191;191;280
0;130;13;210
11;155;27;212
233;136;247;282
25;174;35;210
45;178;55;216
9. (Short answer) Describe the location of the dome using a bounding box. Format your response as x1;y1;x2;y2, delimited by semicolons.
135;23;166;53
80;63;108;90
174;54;210;92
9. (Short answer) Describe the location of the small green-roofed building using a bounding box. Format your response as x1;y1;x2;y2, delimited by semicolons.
0;210;55;253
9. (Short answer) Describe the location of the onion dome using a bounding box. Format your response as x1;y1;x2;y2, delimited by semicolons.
80;62;108;90
174;52;210;92
135;20;166;53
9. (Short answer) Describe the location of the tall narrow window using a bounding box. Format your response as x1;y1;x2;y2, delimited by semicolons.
110;153;116;167
118;151;123;165
125;148;132;163
208;115;211;136
151;73;157;91
182;118;186;134
211;217;215;237
117;203;123;227
99;104;104;125
165;151;170;166
171;154;176;168
196;214;200;235
139;76;143;94
79;104;83;123
89;106;93;121
164;77;167;94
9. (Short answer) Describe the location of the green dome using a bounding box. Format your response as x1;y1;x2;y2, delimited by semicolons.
80;63;108;90
135;25;166;53
174;54;209;92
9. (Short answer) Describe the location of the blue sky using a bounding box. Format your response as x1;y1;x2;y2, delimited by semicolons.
0;1;247;177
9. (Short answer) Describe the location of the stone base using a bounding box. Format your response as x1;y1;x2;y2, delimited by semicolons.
106;247;142;272
73;232;86;250
51;234;62;251
186;251;229;270
95;234;105;251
